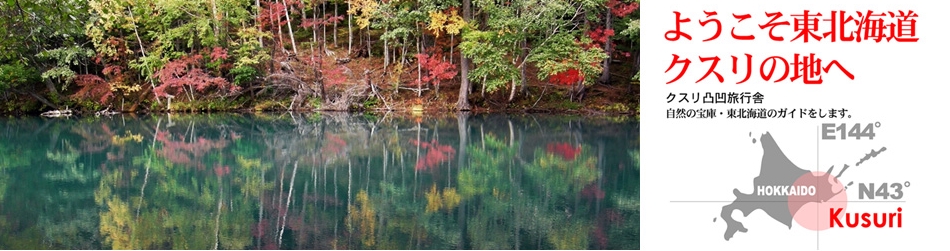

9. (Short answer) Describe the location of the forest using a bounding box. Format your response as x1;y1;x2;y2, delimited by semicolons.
0;0;639;115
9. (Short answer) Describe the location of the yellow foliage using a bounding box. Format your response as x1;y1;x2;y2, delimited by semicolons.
346;190;377;247
236;155;262;169
428;9;467;38
549;221;590;249
427;11;447;38
491;187;507;200
426;184;463;213
425;184;442;213
348;0;379;29
99;196;133;249
444;10;466;36
442;187;461;210
389;63;405;86
111;82;142;96
111;131;143;146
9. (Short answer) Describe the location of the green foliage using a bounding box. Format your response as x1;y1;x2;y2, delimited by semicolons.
596;103;631;113
525;146;600;198
37;47;95;68
549;220;590;249
635;104;640;120
630;149;639;171
231;28;271;69
620;19;640;41
528;34;608;86
309;97;323;110
229;66;258;86
459;30;519;93
362;97;379;109
0;63;40;91
0;0;90;60
458;133;514;199
558;100;583;110
40;67;78;89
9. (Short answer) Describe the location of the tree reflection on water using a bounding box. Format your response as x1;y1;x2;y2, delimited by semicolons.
0;112;639;250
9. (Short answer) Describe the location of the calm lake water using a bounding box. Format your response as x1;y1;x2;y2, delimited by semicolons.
0;112;639;249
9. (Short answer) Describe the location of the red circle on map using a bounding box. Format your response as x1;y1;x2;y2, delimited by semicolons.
787;171;847;231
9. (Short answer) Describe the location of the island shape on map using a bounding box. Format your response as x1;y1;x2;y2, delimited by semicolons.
719;132;840;241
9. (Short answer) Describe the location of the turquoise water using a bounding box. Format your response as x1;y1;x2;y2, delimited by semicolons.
0;112;639;249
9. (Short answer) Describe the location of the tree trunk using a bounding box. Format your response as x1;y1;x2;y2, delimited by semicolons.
416;27;423;97
273;0;284;61
384;27;389;72
576;81;588;102
211;0;219;38
124;7;160;103
309;1;326;103
43;78;61;100
520;38;528;95
455;111;469;248
366;29;372;58
480;76;486;96
507;78;516;102
281;0;298;55
347;4;353;55
322;0;327;51
456;0;473;110
333;2;338;47
598;9;613;84
256;0;264;46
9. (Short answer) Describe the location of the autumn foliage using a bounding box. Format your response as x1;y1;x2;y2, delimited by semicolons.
411;139;457;171
608;0;639;17
154;54;238;98
415;53;458;88
155;130;230;169
71;74;114;105
302;14;345;29
546;142;582;161
549;69;584;86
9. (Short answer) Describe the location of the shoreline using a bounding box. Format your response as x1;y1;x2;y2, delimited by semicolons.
20;107;638;117
4;84;640;118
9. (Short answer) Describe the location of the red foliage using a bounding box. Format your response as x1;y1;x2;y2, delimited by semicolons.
71;74;114;105
155;130;230;169
321;63;348;87
604;208;624;224
410;139;457;171
546;143;582;161
252;220;269;238
317;133;349;164
102;65;123;76
214;165;231;177
587;26;632;58
607;0;639;18
321;134;348;156
258;2;288;30
154;54;238;98
263;243;279;250
587;28;615;48
210;47;229;61
415;53;458;88
548;69;584;85
592;224;608;249
76;124;115;154
302;14;345;29
581;183;605;200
